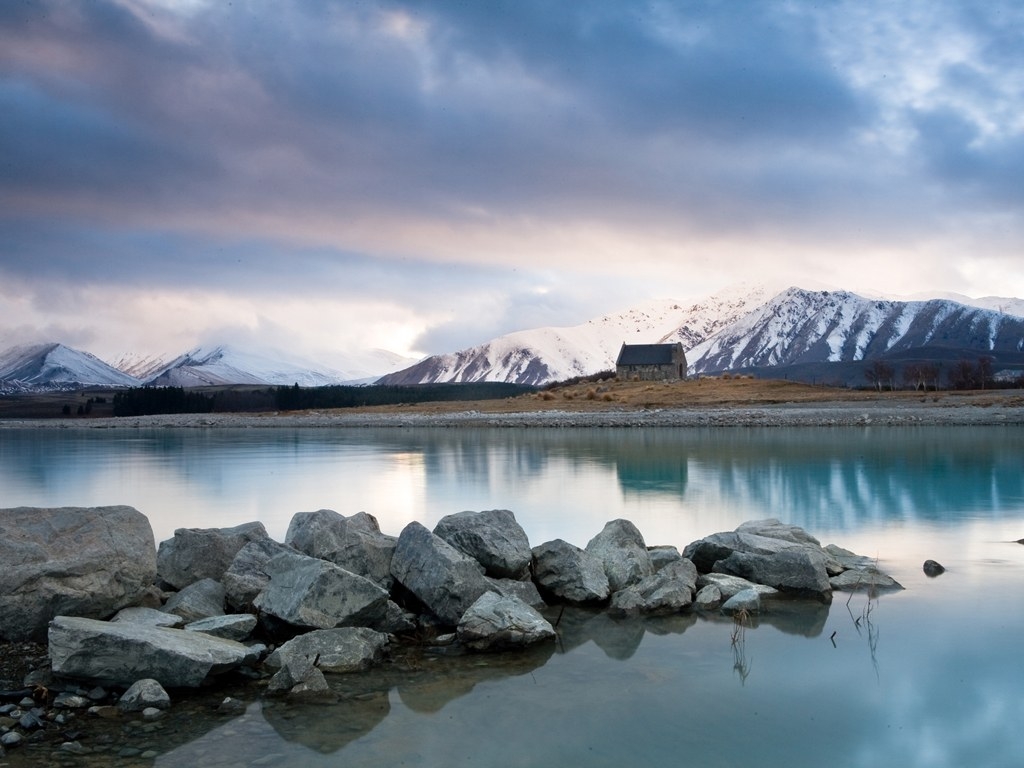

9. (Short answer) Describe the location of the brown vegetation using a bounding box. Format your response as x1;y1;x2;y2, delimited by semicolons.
3;378;1022;421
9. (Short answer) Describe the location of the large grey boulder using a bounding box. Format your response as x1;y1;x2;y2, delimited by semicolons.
456;592;556;652
0;506;157;642
713;549;832;599
265;627;389;675
161;578;226;623
285;510;396;589
609;557;698;617
222;538;298;612
434;509;532;579
531;539;610;605
49;616;259;688
253;551;389;631
736;519;823;547
156;521;271;590
683;519;842;576
585;519;654;592
390;522;492;626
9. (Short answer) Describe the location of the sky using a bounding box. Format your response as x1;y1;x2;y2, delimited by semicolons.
2;0;1023;370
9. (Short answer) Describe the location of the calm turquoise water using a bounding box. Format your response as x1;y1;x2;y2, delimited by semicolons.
2;426;1023;767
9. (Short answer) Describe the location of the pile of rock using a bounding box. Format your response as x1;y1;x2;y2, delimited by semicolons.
0;505;901;755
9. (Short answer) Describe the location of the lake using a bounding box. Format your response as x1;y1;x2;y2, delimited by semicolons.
2;425;1023;767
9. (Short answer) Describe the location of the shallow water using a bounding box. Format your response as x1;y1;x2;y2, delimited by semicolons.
2;426;1023;767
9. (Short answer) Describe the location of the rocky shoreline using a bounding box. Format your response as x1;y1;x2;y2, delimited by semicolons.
1;395;1023;430
0;504;906;762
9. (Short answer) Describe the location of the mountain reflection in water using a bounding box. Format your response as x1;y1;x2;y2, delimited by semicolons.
1;426;1021;766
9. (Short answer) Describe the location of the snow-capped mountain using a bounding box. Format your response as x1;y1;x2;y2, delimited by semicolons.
687;287;1024;374
5;286;1023;393
0;343;141;391
380;286;1024;386
0;342;418;391
377;285;775;386
144;345;352;388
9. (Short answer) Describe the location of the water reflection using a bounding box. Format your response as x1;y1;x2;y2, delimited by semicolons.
2;425;1020;766
1;427;1022;546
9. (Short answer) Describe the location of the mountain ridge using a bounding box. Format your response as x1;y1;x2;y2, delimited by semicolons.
4;285;1023;392
379;285;1024;387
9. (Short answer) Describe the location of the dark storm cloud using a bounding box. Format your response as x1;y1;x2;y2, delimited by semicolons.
1;0;1023;359
0;0;876;238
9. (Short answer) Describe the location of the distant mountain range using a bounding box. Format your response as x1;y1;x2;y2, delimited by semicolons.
0;343;415;393
3;286;1023;392
378;285;1024;387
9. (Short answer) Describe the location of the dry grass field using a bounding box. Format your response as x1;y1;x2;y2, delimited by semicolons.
338;376;1024;416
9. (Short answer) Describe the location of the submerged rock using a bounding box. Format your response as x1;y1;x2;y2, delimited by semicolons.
0;506;157;642
830;568;904;591
693;583;723;610
696;573;779;600
265;627;389;675
722;588;762;615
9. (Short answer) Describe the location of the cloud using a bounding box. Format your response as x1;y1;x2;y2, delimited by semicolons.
1;0;1023;365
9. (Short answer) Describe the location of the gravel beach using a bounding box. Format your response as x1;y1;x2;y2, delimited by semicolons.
3;397;1022;429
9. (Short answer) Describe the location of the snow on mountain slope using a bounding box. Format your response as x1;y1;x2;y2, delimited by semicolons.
111;351;176;381
687;288;1024;374
378;284;776;385
0;343;141;389
144;345;356;387
884;291;1024;319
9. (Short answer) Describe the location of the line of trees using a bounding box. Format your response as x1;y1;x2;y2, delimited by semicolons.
274;382;534;411
109;382;536;416
864;356;1021;391
113;387;214;416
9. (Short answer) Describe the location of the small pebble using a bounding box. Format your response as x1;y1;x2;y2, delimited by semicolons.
1;731;22;747
59;740;90;754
